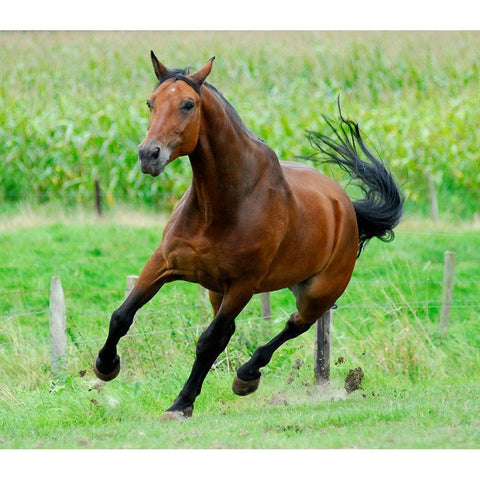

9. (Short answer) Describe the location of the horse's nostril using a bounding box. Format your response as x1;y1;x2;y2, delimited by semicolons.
151;147;160;159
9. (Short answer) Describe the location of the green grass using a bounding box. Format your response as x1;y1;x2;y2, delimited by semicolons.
2;375;479;449
1;31;479;448
1;210;479;448
1;31;480;218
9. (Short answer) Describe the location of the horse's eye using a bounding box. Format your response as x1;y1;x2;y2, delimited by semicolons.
146;99;152;110
181;100;195;112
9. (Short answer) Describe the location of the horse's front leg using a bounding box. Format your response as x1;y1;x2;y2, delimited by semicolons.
94;249;174;381
162;287;252;421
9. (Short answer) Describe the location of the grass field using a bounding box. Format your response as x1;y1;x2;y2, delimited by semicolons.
0;209;479;449
1;31;479;456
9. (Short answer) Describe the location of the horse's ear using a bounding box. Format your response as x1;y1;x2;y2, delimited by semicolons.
151;50;168;81
190;57;215;86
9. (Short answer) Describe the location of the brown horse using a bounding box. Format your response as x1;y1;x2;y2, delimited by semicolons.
94;53;403;420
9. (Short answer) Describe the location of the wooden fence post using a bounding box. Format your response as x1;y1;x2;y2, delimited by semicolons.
49;276;67;375
125;275;138;299
197;286;210;333
95;179;102;218
314;309;332;384
198;285;209;306
197;285;209;321
427;173;440;223
260;292;271;319
440;251;455;336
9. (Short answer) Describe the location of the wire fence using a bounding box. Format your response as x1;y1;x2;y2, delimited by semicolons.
1;246;478;384
1;294;478;353
0;312;274;353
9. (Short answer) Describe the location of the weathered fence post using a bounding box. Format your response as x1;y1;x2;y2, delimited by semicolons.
198;285;208;306
49;276;67;375
125;275;138;299
197;286;210;333
95;179;102;218
198;285;209;321
440;251;456;336
314;309;332;384
260;292;271;319
427;173;440;223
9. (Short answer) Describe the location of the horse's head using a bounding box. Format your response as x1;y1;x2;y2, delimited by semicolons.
138;52;214;177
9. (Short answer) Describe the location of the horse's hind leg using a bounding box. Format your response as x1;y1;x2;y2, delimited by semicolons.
233;280;339;396
232;310;315;395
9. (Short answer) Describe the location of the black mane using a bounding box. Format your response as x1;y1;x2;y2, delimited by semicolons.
155;68;201;95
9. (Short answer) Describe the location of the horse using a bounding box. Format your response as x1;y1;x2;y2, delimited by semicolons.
94;52;403;420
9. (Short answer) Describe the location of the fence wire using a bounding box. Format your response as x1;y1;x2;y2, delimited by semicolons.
1;298;478;354
1;244;479;356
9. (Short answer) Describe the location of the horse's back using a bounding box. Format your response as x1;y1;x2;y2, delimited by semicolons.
279;160;357;242
280;160;352;208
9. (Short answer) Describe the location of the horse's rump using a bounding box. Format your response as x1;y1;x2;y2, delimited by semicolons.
254;161;358;292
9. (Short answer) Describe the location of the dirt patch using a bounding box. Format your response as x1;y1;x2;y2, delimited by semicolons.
270;391;291;406
269;382;349;406
345;367;364;394
287;358;304;384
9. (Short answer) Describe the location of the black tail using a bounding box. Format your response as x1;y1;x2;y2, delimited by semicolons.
307;108;404;256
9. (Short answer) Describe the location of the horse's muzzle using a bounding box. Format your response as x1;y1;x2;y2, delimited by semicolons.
138;143;168;177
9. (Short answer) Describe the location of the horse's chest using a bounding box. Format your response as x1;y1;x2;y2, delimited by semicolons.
162;227;264;285
162;230;220;273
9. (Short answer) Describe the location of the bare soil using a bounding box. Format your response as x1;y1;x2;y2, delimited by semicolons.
345;367;364;394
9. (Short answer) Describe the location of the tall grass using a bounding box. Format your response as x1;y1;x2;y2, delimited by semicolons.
1;31;479;217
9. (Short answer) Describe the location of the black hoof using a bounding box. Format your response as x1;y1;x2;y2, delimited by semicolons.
232;375;260;396
93;355;121;381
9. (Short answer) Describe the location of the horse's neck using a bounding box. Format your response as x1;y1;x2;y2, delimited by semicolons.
188;89;284;224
